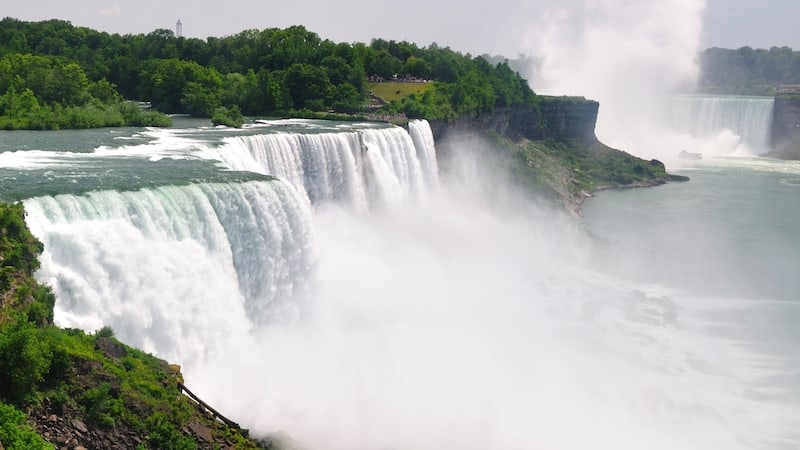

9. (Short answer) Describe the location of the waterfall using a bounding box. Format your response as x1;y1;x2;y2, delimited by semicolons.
22;119;439;361
664;95;774;153
24;180;314;362
211;120;438;208
408;119;440;190
18;117;792;449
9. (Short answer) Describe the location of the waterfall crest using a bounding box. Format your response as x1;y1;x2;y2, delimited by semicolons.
212;120;439;208
23;119;439;360
24;180;314;361
665;95;774;153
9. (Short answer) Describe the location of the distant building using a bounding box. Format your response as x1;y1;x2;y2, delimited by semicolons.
176;19;182;38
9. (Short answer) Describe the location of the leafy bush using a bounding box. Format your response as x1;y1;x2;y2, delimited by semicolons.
0;314;52;404
94;325;116;339
212;105;244;128
80;383;124;428
146;412;197;450
0;401;52;449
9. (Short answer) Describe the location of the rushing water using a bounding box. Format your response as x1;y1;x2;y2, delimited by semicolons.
2;114;798;449
661;95;775;155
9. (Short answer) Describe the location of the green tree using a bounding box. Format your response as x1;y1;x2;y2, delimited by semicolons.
221;71;260;115
0;314;52;404
284;63;333;110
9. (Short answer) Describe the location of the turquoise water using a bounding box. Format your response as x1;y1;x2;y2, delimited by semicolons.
583;157;800;301
583;156;800;447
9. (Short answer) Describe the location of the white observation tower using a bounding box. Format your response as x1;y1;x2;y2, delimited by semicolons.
176;19;182;37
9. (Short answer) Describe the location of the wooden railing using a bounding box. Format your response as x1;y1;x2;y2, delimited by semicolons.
178;382;249;437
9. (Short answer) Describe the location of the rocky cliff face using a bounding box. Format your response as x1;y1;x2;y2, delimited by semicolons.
769;96;800;159
428;96;681;216
429;97;600;144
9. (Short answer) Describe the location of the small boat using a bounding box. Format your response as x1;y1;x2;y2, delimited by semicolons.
679;150;703;160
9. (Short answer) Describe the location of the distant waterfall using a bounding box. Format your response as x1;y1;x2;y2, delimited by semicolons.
664;95;774;152
24;180;314;362
213;120;439;208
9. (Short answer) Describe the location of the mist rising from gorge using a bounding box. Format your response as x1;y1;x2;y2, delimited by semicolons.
184;135;762;450
521;0;708;160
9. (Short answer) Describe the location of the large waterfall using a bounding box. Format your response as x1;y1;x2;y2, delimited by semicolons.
209;120;438;209
22;119;440;363
25;181;315;361
663;95;775;154
12;117;794;449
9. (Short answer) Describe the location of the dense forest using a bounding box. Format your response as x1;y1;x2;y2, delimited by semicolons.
697;46;800;94
0;17;537;129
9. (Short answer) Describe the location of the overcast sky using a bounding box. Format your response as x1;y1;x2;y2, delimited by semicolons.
3;0;799;56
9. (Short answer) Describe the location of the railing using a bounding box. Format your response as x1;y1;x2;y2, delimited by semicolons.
178;381;249;437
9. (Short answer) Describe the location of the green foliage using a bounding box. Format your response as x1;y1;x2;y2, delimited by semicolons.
0;53;172;129
1;18;537;122
284;63;333;110
80;383;124;428
212;105;245;128
368;81;433;102
116;102;173;127
138;58;223;114
94;325;115;339
146;412;197;450
0;203;43;276
0;314;52;404
699;46;800;94
331;83;365;113
470;130;675;211
0;401;53;449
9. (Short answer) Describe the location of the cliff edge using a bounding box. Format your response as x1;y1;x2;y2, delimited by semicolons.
769;94;800;159
430;96;685;215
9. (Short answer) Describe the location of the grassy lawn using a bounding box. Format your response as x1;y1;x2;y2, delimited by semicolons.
367;81;433;102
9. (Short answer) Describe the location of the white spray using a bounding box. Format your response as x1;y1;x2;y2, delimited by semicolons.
25;121;779;449
522;0;735;160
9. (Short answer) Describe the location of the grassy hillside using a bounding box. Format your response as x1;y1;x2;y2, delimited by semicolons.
508;137;681;214
367;81;434;103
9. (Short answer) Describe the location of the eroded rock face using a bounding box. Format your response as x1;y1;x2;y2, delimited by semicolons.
430;99;600;145
769;96;800;159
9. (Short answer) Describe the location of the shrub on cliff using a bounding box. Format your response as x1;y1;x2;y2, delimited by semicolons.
0;314;52;405
0;401;51;449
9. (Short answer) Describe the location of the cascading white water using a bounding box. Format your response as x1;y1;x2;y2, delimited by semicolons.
662;95;775;154
211;120;438;208
215;131;368;209
24;180;314;362
23;120;440;364
408;119;440;190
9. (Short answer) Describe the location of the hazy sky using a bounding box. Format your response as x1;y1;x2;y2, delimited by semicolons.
3;0;799;56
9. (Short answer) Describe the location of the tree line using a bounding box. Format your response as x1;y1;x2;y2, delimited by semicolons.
698;46;800;94
0;17;537;128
